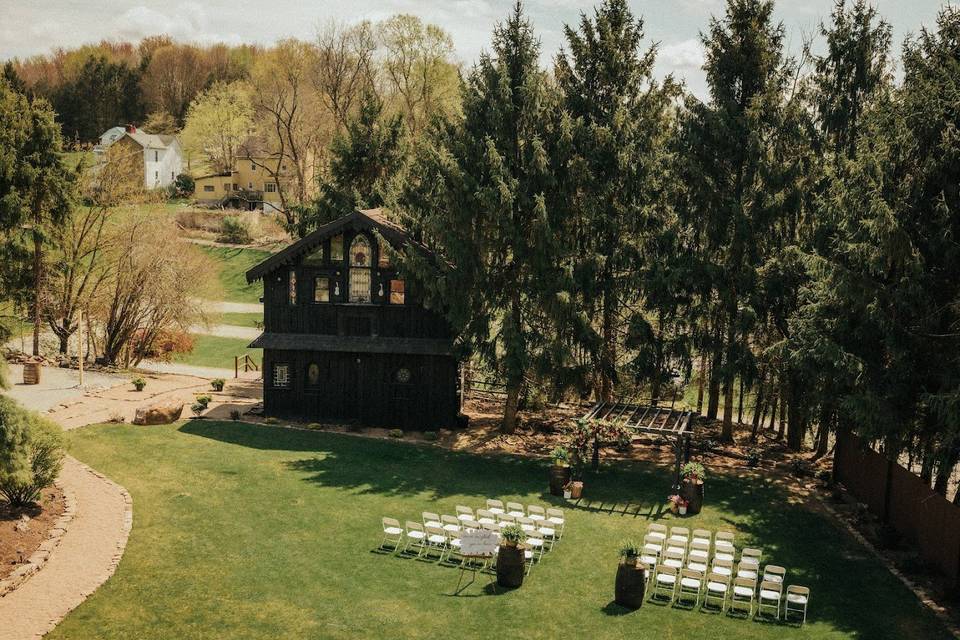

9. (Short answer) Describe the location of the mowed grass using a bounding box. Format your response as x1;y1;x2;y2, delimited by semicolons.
198;246;270;304
219;312;264;328
173;335;261;370
53;421;951;640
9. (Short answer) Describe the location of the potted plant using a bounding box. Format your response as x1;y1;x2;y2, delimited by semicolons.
210;378;225;392
496;524;526;588
191;394;212;418
549;446;571;496
615;539;646;609
668;494;689;515
131;376;146;392
679;461;706;515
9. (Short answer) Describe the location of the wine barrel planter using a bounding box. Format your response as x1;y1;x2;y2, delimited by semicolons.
680;480;704;515
22;362;42;385
568;481;584;499
549;465;571;496
496;545;525;589
615;559;646;609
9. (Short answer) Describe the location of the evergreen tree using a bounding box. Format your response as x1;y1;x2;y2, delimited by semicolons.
53;55;144;143
405;2;560;433
300;91;408;235
554;0;682;401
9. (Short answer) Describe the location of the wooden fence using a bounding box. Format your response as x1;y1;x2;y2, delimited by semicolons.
835;431;960;587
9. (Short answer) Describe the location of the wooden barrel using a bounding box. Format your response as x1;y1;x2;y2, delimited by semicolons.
569;481;584;499
680;480;705;515
496;545;525;589
549;465;571;496
22;362;42;385
615;560;646;609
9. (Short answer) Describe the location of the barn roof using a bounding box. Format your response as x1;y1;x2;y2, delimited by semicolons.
249;333;453;356
245;208;428;283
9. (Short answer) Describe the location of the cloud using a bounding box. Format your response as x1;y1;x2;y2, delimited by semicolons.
659;38;705;71
113;3;242;45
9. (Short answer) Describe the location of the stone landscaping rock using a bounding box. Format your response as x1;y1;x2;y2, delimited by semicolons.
133;402;184;425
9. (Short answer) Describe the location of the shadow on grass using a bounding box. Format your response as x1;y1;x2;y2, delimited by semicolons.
177;419;954;640
600;601;635;616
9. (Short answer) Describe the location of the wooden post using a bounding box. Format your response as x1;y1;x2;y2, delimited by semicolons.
235;355;239;379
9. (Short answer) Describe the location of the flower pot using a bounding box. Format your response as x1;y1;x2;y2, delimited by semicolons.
496;544;525;589
568;481;583;500
615;559;646;609
679;479;704;515
549;465;571;496
678;505;687;515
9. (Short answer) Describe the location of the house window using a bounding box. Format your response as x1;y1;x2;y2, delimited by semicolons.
330;235;344;262
348;235;372;303
203;185;215;192
171;171;175;180
251;162;256;171
224;183;230;191
265;182;277;193
313;277;330;303
272;363;290;388
288;270;297;305
154;171;159;182
307;363;321;387
390;280;405;305
248;182;253;189
233;183;238;190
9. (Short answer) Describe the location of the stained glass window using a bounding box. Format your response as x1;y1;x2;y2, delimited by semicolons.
390;279;405;305
313;277;330;302
330;235;344;262
349;235;372;303
288;270;297;305
273;363;290;388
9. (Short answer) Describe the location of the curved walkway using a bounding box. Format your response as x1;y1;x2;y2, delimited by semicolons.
0;457;131;640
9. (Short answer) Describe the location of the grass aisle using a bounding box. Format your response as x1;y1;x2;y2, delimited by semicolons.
198;246;271;304
54;422;952;640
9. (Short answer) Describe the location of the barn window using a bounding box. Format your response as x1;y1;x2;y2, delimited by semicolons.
313;277;330;302
307;363;321;386
273;363;290;388
390;280;405;305
348;235;372;303
378;242;392;268
288;270;297;305
330;235;344;262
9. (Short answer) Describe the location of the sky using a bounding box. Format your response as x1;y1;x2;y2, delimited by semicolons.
0;0;950;98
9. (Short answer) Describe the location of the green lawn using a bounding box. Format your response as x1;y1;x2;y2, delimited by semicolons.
198;246;271;304
174;335;261;370
52;421;950;639
219;312;264;328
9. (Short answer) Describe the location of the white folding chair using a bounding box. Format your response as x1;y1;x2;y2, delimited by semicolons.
730;576;756;616
486;499;505;515
516;516;537;534
403;521;426;556
647;522;668;542
785;585;810;624
668;526;690;554
758;580;783;620
762;564;786;585
651;564;678;603
536;521;557;549
546;508;565;539
455;506;474;522
527;505;546;521
713;531;735;563
441;514;461;534
661;548;685;573
506;501;525;518
711;558;733;580
380;517;403;552
525;530;545;563
497;513;517;528
461;518;480;531
424;525;448;560
736;561;758;581
444;529;463;565
678;568;703;607
476;509;497;526
740;547;762;568
691;528;711;547
703;570;730;612
687;539;710;573
422;511;442;529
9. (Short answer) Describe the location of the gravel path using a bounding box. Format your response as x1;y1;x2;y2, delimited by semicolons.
202;300;262;314
190;323;261;340
0;457;131;640
1;364;125;412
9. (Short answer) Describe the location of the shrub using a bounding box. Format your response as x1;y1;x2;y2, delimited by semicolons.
681;462;706;483
229;409;242;421
194;395;212;409
210;378;225;392
264;417;279;425
174;173;195;198
131;377;146;391
218;216;253;244
134;329;194;362
0;398;64;507
388;429;403;439
423;431;438;441
618;539;642;559
500;523;525;547
550;446;570;466
307;423;323;430
190;402;207;417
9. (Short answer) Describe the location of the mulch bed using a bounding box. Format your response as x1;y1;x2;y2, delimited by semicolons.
0;487;66;582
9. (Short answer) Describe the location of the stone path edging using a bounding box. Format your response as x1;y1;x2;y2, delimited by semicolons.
0;478;76;598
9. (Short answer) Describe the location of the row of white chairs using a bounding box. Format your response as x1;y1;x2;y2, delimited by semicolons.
650;565;809;622
480;501;566;539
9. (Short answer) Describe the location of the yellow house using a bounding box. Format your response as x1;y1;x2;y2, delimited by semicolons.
193;154;313;213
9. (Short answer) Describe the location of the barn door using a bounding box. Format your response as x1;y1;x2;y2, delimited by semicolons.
343;354;363;423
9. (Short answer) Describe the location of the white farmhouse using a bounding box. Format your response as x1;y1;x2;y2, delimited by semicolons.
94;124;184;189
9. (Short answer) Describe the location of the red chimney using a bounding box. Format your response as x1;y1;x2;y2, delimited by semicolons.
125;123;136;133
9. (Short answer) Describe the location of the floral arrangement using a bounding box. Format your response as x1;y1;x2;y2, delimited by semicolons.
668;494;689;511
681;461;706;483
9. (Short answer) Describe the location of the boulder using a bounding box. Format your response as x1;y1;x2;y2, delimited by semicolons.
133;402;184;425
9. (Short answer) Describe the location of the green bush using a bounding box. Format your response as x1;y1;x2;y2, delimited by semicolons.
210;378;225;392
194;395;212;409
423;431;438;441
174;173;195;197
264;417;279;425
307;423;323;430
500;523;525;546
218;216;253;244
131;377;146;391
0;398;64;507
229;409;242;421
388;429;403;439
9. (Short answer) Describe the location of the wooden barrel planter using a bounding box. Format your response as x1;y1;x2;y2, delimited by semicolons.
568;480;584;499
615;558;646;609
549;465;571;496
496;545;525;589
680;480;704;515
22;362;42;385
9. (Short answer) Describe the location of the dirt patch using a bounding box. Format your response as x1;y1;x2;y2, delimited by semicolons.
0;487;66;582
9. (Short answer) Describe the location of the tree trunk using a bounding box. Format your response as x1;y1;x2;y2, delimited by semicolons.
737;377;745;424
599;284;616;403
696;351;707;415
934;440;959;497
786;384;806;452
767;391;778;435
720;314;737;442
750;384;766;443
32;230;43;356
814;405;831;459
501;283;523;434
776;394;787;440
502;382;521;434
706;349;722;420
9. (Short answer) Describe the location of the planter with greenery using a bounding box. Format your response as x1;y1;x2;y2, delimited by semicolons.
615;539;646;609
679;461;705;515
548;446;571;496
131;377;146;392
496;524;526;588
210;378;225;392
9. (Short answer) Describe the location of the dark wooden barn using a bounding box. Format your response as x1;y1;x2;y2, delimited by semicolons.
245;208;460;429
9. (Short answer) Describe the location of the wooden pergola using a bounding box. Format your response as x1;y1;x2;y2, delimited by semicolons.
583;401;697;489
